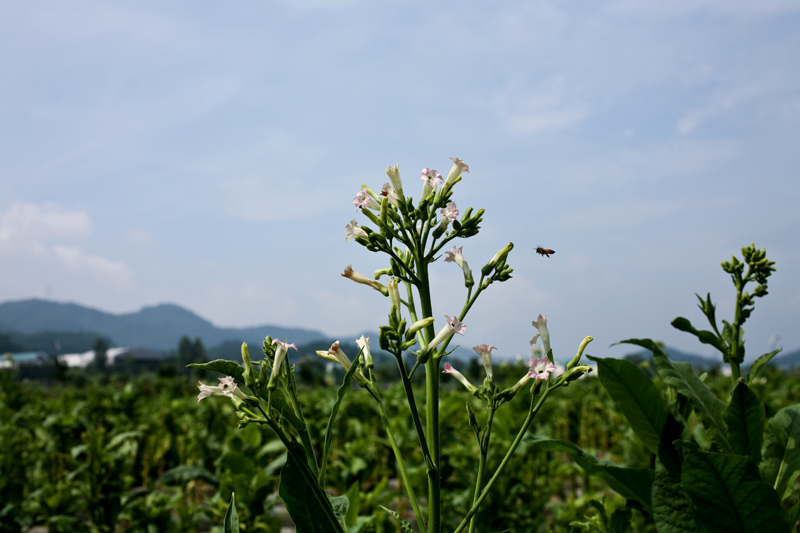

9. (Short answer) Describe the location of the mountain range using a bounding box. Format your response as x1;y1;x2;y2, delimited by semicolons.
1;298;798;370
0;299;326;352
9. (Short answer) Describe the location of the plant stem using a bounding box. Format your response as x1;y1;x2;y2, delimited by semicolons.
371;390;428;533
416;257;441;533
469;406;495;533
453;386;553;533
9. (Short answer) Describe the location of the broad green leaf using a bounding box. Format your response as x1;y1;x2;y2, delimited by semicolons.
671;317;727;355
651;457;698;533
652;347;731;454
760;403;800;503
610;506;633;533
155;465;219;487
319;353;362;488
328;494;350;530
614;338;668;358
279;455;345;533
528;437;654;512
723;382;765;463
345;481;361;527
588;355;668;455
219;451;256;476
379;505;414;532
747;348;782;383
189;359;245;383
223;492;239;533
679;442;791;533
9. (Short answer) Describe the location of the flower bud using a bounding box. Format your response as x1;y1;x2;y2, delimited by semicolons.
241;342;255;388
567;336;593;370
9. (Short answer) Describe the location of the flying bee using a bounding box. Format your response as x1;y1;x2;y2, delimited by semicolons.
535;246;555;258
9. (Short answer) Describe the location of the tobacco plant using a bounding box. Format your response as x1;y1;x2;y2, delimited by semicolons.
533;244;800;533
192;158;595;532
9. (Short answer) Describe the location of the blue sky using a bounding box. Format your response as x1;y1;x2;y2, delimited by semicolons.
1;0;798;362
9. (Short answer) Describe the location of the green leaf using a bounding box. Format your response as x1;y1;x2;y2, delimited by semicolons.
279;455;345;533
327;494;350;530
345;482;361;527
678;442;791;533
760;403;800;503
528;437;654;513
747;348;782;383
379;505;414;532
155;465;219;487
651;346;731;454
723;382;765;463
219;451;256;476
610;506;633;533
189;359;244;383
319;353;362;488
651;457;698;533
588;355;668;455
671;317;728;355
614;338;668;357
223;492;240;533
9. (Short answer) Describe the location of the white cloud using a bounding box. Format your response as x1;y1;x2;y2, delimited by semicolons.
677;85;762;134
53;245;134;288
0;201;91;247
0;201;134;291
493;77;590;135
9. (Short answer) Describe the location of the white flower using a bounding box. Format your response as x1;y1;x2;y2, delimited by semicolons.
530;314;551;358
444;157;469;190
385;164;404;197
342;265;388;295
473;344;497;379
380;183;399;206
443;363;478;394
425;314;466;356
197;376;248;403
345;219;368;241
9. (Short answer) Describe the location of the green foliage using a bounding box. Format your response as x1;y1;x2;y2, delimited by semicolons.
678;442;792;533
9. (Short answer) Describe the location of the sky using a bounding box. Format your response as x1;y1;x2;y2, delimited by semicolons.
1;0;799;363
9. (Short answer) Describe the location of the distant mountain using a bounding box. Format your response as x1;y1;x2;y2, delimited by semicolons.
0;299;327;352
622;345;720;370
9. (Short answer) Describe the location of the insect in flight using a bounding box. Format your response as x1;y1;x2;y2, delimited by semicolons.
534;247;555;258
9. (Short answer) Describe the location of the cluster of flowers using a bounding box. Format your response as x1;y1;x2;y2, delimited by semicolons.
196;314;558;403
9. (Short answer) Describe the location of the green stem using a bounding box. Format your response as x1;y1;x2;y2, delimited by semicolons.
469;406;495;533
417;258;441;533
453;386;554;533
371;389;428;533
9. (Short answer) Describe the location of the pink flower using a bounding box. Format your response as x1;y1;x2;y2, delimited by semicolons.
345;219;368;241
445;314;467;336
440;201;459;223
421;168;443;199
444;245;473;282
443;363;478;394
352;190;381;211
528;356;556;380
473;344;497;378
197;376;248;403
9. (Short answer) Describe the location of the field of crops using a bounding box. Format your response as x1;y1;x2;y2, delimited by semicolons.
2;362;798;533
